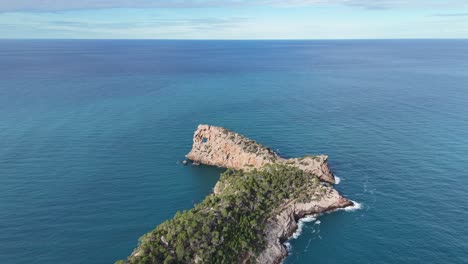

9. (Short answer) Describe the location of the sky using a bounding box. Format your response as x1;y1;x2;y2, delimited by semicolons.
0;0;468;39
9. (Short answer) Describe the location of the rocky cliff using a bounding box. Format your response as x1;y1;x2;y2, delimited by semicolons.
186;124;336;184
122;125;353;264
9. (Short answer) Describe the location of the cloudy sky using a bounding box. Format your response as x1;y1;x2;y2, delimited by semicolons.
0;0;468;39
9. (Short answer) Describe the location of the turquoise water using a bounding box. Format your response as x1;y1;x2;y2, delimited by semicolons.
0;40;467;264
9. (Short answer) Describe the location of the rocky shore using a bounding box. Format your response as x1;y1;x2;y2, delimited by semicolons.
122;125;353;264
257;189;352;264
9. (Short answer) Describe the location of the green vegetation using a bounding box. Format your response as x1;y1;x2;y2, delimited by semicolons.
123;164;324;264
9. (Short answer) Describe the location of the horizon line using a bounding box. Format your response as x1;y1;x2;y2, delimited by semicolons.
1;38;468;41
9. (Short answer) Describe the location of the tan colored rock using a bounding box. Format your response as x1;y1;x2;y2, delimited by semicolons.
186;124;336;183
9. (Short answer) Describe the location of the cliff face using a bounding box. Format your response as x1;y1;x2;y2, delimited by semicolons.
186;124;336;184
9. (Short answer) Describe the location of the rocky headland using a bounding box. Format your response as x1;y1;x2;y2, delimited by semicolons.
186;125;336;184
122;125;353;264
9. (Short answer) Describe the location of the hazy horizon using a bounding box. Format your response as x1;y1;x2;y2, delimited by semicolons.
1;0;468;39
2;38;468;40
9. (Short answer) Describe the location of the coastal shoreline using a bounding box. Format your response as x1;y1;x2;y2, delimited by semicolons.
257;191;353;264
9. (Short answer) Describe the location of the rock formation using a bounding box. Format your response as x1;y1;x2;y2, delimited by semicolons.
186;124;336;183
122;125;353;264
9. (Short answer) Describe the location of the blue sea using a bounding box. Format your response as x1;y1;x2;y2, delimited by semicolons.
0;40;467;264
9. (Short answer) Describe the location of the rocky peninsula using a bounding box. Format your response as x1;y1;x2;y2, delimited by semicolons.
121;125;353;264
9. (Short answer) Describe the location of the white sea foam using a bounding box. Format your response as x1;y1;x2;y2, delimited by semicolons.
341;200;362;212
284;201;362;256
334;175;341;184
290;215;316;239
283;241;292;252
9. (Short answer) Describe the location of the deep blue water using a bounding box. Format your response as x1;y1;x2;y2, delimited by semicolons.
1;40;467;264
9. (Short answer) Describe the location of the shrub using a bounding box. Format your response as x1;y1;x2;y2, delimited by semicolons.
126;165;322;264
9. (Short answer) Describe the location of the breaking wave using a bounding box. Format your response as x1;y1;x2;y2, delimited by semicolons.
284;200;362;256
334;176;341;184
290;215;316;239
341;200;362;212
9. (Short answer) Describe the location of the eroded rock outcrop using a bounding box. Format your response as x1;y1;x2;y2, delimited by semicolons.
186;124;336;183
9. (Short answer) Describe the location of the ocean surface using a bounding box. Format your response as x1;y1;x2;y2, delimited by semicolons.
0;39;467;264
